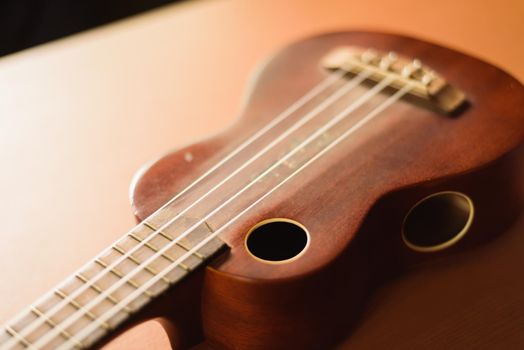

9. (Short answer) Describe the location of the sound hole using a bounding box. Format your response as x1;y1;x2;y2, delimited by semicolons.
245;219;309;263
402;191;474;252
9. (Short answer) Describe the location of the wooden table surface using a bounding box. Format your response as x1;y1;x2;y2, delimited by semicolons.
1;0;523;348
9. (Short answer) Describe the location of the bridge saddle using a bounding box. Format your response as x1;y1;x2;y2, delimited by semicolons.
322;46;467;114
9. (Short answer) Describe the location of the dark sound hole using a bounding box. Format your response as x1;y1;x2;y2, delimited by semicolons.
246;219;309;262
402;192;474;252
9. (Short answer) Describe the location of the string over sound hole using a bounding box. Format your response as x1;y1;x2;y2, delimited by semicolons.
245;219;309;263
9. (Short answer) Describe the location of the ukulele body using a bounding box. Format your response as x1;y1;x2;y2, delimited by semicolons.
128;31;524;349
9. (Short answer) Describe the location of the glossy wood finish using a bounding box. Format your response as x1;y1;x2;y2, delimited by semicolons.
1;1;524;349
128;31;524;349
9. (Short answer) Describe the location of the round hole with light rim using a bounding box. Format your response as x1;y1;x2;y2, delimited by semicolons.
402;191;474;252
245;218;309;263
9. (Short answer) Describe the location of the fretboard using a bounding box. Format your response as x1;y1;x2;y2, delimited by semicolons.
0;212;226;350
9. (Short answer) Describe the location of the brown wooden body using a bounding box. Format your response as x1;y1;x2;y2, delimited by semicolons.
124;32;524;349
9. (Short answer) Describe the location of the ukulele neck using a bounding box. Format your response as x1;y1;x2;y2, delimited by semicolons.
1;209;226;349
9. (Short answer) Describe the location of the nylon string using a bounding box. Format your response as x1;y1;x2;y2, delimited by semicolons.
60;83;414;350
0;68;349;350
41;76;408;349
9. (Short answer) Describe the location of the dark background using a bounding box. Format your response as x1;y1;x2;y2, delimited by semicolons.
0;0;181;57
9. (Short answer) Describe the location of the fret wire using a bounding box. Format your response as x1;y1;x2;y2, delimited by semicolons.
30;306;84;349
111;245;172;284
142;220;205;260
54;289;111;331
4;325;32;348
75;273;132;314
93;259;154;298
127;231;192;271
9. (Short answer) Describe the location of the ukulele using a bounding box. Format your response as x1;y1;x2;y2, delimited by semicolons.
1;31;524;350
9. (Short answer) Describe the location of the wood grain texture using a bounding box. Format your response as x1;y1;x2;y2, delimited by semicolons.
128;31;524;349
